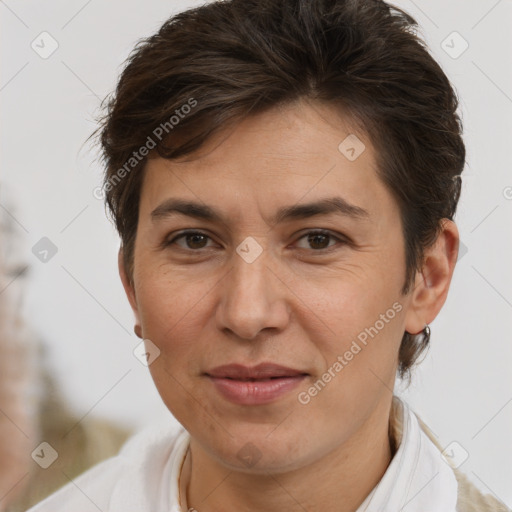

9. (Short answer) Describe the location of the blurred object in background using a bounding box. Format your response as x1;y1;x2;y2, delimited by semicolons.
0;190;132;512
0;195;38;510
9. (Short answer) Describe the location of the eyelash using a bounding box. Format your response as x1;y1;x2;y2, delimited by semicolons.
164;229;349;253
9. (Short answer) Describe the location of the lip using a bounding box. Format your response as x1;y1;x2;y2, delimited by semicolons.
205;363;308;405
206;363;307;379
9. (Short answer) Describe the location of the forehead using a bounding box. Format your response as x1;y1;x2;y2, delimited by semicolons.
139;100;397;224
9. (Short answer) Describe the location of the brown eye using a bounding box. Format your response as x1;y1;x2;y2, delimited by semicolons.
166;231;213;250
295;230;344;251
307;232;331;250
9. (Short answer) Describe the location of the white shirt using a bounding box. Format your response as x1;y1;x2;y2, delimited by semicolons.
27;398;458;512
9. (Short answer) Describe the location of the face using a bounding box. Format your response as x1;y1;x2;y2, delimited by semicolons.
122;99;420;473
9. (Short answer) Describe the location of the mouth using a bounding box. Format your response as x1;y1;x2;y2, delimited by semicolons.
205;362;308;379
204;363;309;405
219;376;299;381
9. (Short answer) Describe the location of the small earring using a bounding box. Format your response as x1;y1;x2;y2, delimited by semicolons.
405;324;431;338
134;324;142;338
422;324;431;342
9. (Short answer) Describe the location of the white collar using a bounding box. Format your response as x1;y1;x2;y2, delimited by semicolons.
108;398;458;511
356;398;459;512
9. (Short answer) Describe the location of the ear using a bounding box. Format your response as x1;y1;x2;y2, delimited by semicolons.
404;219;459;334
118;247;141;328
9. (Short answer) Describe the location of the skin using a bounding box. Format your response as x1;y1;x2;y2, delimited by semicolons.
119;99;459;512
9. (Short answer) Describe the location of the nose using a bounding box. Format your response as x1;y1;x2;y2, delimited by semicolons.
215;242;290;340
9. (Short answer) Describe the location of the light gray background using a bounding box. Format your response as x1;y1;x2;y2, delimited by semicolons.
1;0;511;506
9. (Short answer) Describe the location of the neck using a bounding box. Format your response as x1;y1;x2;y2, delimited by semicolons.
180;397;396;512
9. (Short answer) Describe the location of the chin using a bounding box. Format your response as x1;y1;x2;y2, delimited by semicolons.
195;422;318;475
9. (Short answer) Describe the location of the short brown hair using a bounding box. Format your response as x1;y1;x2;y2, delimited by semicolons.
96;0;465;378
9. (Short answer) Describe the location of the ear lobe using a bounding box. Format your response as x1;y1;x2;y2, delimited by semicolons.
118;247;140;326
404;220;459;335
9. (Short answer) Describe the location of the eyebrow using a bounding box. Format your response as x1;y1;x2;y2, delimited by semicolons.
150;196;370;225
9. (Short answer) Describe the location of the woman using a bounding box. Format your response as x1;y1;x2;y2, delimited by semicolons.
27;0;510;510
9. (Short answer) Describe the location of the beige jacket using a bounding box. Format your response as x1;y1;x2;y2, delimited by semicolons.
389;396;511;512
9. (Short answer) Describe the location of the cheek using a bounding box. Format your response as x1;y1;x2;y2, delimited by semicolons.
301;295;405;426
137;274;209;423
137;261;198;323
135;269;206;360
309;267;405;379
312;264;401;332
